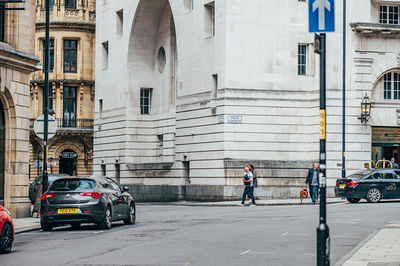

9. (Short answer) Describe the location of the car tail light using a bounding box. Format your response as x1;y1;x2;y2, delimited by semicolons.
41;193;57;201
80;192;101;199
347;181;359;187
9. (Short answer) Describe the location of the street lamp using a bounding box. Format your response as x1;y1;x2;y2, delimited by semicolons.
359;93;371;124
42;0;51;193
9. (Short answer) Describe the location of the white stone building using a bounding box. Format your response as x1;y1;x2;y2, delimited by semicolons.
95;0;400;200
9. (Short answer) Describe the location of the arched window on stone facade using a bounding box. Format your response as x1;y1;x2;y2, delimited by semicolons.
373;70;400;101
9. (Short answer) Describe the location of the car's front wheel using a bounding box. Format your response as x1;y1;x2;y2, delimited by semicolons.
0;223;13;254
123;203;136;225
98;206;112;230
366;188;382;203
347;198;361;203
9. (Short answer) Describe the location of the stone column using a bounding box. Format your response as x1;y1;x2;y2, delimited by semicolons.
59;82;64;120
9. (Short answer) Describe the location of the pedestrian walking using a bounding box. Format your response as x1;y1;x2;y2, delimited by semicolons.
240;167;256;206
247;164;257;205
304;162;320;205
391;158;399;169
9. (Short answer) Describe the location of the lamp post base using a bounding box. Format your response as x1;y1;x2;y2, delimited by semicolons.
317;223;330;266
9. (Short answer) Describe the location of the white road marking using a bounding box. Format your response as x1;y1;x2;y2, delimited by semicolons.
240;250;251;255
287;233;306;236
67;231;104;234
332;235;357;239
249;251;275;254
21;232;50;235
281;232;289;237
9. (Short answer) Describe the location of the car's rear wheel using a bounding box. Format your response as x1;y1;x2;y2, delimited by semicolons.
70;222;81;229
123;203;136;225
347;198;360;203
0;223;13;254
98;206;112;230
41;222;53;232
366;188;382;203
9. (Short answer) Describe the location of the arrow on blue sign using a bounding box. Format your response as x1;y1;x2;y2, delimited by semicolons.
309;0;335;33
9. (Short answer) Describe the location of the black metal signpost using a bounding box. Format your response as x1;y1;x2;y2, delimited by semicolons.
42;0;50;193
315;33;330;266
310;1;334;264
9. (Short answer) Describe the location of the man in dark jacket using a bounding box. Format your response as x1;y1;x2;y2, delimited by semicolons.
304;162;320;204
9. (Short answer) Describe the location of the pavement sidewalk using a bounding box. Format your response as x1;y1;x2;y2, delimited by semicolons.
13;217;41;234
337;226;400;266
12;198;345;234
137;197;346;207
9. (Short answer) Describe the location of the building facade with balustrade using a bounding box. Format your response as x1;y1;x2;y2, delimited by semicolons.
30;0;95;179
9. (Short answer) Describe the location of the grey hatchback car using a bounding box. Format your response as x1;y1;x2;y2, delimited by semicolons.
40;176;135;231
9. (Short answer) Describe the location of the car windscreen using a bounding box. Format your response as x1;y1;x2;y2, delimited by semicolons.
347;170;372;179
48;175;67;183
50;179;96;191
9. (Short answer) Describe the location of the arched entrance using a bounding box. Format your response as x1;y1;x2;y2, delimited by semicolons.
59;149;77;176
0;100;4;204
370;68;400;166
128;0;177;114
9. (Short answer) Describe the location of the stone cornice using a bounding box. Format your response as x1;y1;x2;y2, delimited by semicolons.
30;79;95;86
36;22;95;33
0;44;40;73
351;22;400;37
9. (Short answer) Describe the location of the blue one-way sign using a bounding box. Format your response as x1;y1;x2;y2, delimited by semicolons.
309;0;335;33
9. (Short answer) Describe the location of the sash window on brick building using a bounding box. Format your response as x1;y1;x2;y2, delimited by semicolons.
65;0;76;9
64;40;77;73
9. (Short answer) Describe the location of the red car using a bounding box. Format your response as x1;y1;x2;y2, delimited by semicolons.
0;205;14;254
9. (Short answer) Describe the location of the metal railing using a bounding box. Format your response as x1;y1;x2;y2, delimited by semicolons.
30;118;94;130
56;118;93;129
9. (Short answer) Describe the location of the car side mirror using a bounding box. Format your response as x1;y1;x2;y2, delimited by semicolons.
122;186;129;192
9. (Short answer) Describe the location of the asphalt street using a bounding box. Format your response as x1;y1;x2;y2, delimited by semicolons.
2;201;400;266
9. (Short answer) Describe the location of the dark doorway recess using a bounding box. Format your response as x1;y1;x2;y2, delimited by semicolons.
59;149;77;176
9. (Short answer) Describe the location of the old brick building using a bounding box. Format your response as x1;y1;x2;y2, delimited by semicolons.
30;0;95;179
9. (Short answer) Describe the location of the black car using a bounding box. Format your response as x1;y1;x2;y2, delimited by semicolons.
29;174;69;204
40;176;135;231
335;169;400;203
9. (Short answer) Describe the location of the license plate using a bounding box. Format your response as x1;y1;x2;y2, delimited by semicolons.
339;184;346;189
58;208;78;214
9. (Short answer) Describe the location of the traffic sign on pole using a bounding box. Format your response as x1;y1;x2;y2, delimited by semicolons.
33;114;58;139
309;0;335;33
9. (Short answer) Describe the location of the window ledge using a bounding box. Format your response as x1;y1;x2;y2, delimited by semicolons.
351;22;400;36
126;162;173;171
372;100;400;106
